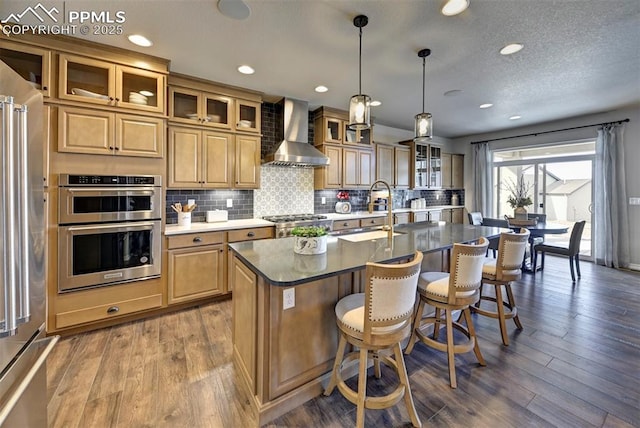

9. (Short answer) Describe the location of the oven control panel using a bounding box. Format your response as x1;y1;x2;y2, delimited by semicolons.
59;174;162;186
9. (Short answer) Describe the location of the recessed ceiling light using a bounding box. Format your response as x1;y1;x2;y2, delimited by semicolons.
128;34;153;47
479;103;493;109
369;100;382;107
237;65;255;75
500;43;524;55
139;90;154;97
441;0;470;16
315;85;328;93
509;115;522;120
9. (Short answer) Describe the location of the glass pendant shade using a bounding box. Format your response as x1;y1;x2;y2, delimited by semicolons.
414;112;433;141
349;94;371;130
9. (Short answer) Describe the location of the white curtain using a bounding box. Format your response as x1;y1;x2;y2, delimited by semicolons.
594;123;630;268
472;142;491;216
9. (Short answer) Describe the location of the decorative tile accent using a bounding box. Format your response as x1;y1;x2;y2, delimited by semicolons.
254;165;314;217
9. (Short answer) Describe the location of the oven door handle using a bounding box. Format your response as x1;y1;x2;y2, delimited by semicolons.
63;221;158;233
63;187;158;194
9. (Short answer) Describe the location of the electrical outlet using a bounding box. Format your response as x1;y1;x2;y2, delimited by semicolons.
436;194;440;200
283;288;295;310
226;198;233;208
630;197;640;205
321;197;326;204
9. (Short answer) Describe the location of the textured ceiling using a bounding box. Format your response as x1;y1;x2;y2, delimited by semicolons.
2;0;639;138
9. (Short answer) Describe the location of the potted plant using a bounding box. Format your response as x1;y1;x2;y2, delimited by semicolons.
291;226;328;255
504;176;533;219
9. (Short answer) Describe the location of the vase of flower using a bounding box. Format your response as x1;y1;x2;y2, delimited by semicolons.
291;226;328;255
505;175;533;219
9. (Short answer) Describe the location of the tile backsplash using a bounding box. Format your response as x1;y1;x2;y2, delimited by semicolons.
314;189;464;213
166;189;253;223
254;165;314;217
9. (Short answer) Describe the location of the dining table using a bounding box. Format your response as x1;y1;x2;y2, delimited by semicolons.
483;218;570;272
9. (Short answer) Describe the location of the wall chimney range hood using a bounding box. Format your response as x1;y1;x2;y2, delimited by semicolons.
262;98;330;167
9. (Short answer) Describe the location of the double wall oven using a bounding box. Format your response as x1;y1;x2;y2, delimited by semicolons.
58;174;162;292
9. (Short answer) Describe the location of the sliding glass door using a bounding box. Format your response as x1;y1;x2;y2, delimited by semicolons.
493;142;595;259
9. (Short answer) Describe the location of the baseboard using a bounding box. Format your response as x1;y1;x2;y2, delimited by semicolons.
628;263;640;272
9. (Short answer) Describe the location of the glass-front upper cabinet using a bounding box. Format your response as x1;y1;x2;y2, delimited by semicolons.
59;54;165;113
429;146;442;188
413;143;429;189
169;87;233;129
344;124;372;146
0;40;52;97
235;99;261;134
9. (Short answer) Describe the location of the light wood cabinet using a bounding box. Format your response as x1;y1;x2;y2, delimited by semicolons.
452;207;464;224
375;143;410;188
58;106;164;158
167;232;226;303
314;145;342;189
168;126;259;189
442;153;464;189
401;141;445;189
0;40;52;97
169;77;261;134
168;126;233;188
59;54;165;114
342;147;373;188
234;134;261;188
313;106;372;147
394;212;411;225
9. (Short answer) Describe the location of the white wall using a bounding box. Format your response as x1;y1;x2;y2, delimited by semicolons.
452;104;640;267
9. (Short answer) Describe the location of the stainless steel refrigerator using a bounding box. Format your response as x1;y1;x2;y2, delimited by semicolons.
0;60;58;427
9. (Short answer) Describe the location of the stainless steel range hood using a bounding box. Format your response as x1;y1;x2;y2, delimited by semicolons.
262;98;330;167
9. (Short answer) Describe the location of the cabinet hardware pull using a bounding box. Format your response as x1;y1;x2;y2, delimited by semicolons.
109;146;114;150
247;232;255;237
193;237;202;242
370;220;375;223
109;97;114;101
114;147;119;151
43;86;48;90
107;306;119;314
115;98;120;102
343;222;348;226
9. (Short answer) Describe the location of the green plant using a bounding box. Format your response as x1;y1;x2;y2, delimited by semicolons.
291;226;328;237
504;176;533;209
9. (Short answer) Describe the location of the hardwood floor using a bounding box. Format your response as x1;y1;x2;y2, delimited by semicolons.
47;256;640;427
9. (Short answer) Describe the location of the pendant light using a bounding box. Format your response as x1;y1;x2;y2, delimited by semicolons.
414;48;433;142
348;15;371;130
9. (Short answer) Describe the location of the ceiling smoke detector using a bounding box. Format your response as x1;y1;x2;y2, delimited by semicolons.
217;0;251;20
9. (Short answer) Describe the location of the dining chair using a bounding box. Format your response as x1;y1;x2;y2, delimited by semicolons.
405;238;489;389
479;217;509;258
527;213;547;268
533;220;586;282
473;228;530;346
324;251;423;428
468;212;483;225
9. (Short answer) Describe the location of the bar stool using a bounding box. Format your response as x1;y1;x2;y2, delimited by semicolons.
473;228;530;346
324;251;423;428
404;238;489;389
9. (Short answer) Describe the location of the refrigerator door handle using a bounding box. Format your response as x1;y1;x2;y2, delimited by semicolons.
0;335;59;426
0;96;18;337
17;104;30;324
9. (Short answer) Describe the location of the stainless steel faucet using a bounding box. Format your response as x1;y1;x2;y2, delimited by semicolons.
368;180;394;241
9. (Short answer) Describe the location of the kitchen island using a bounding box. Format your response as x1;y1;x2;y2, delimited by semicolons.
228;222;504;426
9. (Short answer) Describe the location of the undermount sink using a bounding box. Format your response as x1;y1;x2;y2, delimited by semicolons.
338;230;403;242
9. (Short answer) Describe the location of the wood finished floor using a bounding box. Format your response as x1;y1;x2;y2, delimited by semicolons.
47;256;640;428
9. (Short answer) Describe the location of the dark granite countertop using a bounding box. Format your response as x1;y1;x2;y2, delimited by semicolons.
228;222;506;287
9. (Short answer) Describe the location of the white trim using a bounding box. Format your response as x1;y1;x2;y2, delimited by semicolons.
628;263;640;272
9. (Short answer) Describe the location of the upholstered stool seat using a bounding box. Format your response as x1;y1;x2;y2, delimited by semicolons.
473;228;530;346
324;251;424;428
405;238;489;389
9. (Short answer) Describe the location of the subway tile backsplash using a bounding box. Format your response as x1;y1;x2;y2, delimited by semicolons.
314;189;464;213
166;189;254;223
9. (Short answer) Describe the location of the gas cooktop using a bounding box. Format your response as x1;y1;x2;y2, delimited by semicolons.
262;214;328;223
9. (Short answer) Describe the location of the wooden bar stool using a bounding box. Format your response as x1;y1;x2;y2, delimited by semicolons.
324;251;423;428
473;228;530;346
405;238;489;389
